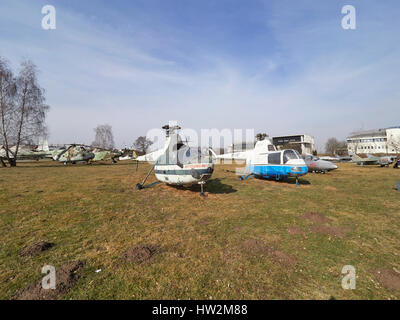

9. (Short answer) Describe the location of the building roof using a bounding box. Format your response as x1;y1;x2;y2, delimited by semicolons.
348;126;400;139
272;134;312;138
348;129;387;139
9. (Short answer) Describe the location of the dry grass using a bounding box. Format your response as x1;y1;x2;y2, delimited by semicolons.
0;160;399;299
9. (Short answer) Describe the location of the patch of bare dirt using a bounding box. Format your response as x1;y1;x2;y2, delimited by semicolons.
198;218;211;225
301;211;351;239
324;186;337;191
375;268;400;292
240;240;296;266
12;261;85;300
19;240;54;257
271;249;296;266
309;225;347;238
123;245;159;264
301;212;332;224
241;239;263;251
287;227;305;235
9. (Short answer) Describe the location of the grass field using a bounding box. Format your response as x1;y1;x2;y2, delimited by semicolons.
0;160;399;299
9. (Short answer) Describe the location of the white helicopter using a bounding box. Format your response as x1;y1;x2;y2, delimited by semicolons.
214;138;308;185
135;124;214;195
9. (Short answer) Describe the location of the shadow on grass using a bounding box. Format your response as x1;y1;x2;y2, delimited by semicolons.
254;176;311;185
172;178;237;194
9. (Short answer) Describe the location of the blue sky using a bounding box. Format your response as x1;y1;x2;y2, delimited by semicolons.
1;0;399;150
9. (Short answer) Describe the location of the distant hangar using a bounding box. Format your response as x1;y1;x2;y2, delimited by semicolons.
347;127;400;154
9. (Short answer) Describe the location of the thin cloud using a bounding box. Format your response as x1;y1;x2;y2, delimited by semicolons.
0;0;399;151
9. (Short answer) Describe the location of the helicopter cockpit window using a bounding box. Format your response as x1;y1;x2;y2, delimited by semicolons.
283;150;299;163
268;152;281;164
293;150;301;158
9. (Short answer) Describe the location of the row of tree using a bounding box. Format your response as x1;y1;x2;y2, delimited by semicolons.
0;57;154;167
0;54;348;167
0;58;49;166
97;129;349;156
91;124;153;154
325;138;347;155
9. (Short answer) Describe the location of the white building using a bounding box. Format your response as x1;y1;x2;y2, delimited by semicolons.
272;134;315;155
347;127;400;154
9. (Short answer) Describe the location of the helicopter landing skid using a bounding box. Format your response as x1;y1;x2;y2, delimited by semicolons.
136;162;157;190
136;181;161;190
239;174;254;181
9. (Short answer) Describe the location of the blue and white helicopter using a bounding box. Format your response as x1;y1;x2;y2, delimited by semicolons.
214;138;308;185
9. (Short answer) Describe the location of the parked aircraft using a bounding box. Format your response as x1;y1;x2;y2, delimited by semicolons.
118;149;137;161
366;154;395;166
136;124;214;195
352;154;393;167
336;154;352;162
319;155;336;162
302;154;338;173
54;145;133;165
52;144;94;164
319;154;351;162
0;145;12;166
0;140;53;162
351;153;394;167
216;139;308;185
91;148;122;164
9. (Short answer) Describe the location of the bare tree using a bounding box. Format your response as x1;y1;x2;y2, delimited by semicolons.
0;58;16;166
133;136;153;154
282;142;302;154
0;58;48;167
13;61;49;163
325;138;346;155
92;124;115;150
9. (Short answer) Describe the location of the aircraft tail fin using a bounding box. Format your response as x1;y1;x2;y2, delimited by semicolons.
352;154;363;161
